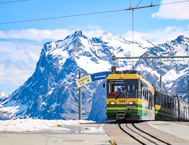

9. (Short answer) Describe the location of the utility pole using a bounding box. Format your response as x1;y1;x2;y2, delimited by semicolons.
160;75;162;88
188;79;189;103
79;72;82;120
160;59;162;88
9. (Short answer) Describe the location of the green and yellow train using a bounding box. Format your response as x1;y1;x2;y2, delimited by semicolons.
106;70;189;121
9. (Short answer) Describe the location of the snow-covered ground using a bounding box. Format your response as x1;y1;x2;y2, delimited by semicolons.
0;118;95;132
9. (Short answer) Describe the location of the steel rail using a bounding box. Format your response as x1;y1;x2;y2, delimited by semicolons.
126;123;158;145
118;123;146;145
132;123;171;145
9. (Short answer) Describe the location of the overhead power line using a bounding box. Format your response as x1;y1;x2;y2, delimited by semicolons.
0;0;189;25
0;9;125;25
156;0;189;6
0;39;42;46
0;0;30;4
135;0;143;8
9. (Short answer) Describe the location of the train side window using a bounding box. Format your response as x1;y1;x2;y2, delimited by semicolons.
168;96;171;109
171;98;174;109
143;90;145;97
174;99;176;110
146;92;148;100
166;96;168;108
159;93;161;106
139;81;142;96
162;95;165;107
156;95;158;105
149;92;152;109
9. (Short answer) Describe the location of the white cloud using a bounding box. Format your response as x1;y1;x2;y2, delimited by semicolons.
0;25;187;92
0;29;74;42
123;26;186;44
152;0;189;19
0;26;104;42
0;26;104;92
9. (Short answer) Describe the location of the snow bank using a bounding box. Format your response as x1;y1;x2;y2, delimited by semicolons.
0;118;95;132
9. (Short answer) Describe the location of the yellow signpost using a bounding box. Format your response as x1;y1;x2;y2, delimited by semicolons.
76;75;92;88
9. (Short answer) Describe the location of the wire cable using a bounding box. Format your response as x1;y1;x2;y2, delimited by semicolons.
135;0;143;8
0;9;126;25
0;0;189;25
156;0;189;6
0;0;30;4
0;39;42;46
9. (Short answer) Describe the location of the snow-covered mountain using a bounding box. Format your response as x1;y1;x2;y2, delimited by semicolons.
133;35;189;98
1;30;188;121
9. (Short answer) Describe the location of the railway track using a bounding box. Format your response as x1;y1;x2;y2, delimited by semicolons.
118;123;171;145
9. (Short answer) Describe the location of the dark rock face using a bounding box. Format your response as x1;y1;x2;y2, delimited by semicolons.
2;31;189;121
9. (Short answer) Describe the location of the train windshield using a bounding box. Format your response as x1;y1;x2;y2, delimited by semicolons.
108;80;125;96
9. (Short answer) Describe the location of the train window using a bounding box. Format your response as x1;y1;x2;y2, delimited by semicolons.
162;95;164;107
108;80;125;96
149;93;152;109
143;89;145;97
156;95;159;105
159;94;161;106
174;99;176;110
139;81;142;96
166;96;168;108
171;98;174;109
168;96;171;109
128;82;135;96
145;91;147;100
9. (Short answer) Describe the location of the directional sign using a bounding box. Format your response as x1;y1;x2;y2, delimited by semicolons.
76;75;92;88
76;71;111;88
91;71;111;81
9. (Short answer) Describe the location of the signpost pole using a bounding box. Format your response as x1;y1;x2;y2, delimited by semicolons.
188;79;189;103
79;72;82;120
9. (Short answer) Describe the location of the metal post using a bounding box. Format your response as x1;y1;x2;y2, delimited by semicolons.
188;79;189;103
160;74;162;88
112;55;115;66
79;72;82;120
160;59;162;88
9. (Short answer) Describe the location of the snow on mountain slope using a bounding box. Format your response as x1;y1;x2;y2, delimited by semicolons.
1;30;152;120
133;35;189;98
2;30;188;121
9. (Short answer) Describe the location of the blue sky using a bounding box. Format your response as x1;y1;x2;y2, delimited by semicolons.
0;0;189;92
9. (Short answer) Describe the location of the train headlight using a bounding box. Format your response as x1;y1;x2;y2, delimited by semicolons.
109;101;116;105
129;101;135;105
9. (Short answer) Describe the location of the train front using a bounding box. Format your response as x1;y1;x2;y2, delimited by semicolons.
106;71;155;121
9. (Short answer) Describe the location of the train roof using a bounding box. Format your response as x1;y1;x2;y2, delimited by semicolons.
153;85;177;98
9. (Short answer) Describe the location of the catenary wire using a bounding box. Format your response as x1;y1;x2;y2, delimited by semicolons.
1;0;189;47
0;0;189;25
0;39;42;46
156;0;189;6
0;9;126;25
135;0;143;8
0;0;30;4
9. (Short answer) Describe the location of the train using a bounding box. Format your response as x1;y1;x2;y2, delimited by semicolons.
105;70;189;121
